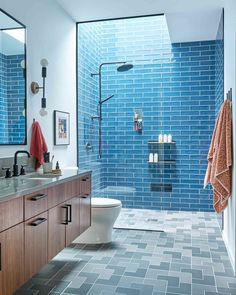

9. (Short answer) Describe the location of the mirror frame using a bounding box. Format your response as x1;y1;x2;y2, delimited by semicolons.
0;8;27;145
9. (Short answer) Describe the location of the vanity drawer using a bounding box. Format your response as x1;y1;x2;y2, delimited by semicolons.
24;190;47;220
0;197;23;232
79;173;91;196
47;182;70;209
70;178;80;198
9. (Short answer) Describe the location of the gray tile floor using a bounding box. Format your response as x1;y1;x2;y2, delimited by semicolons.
15;209;236;295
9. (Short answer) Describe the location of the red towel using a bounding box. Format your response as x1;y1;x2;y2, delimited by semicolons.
30;121;48;169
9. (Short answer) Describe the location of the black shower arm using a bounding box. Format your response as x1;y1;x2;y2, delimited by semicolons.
91;61;127;76
100;95;114;104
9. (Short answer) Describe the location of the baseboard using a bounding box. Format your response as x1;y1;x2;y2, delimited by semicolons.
222;231;236;275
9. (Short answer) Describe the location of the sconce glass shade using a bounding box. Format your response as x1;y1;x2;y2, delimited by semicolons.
39;108;48;117
40;58;49;67
20;60;25;69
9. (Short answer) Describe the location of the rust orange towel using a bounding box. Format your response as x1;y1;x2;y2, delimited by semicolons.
204;99;232;213
30;121;48;169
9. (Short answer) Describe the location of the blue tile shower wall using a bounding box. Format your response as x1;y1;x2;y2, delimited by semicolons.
0;53;9;141
0;53;25;144
6;54;25;144
215;11;224;115
77;23;103;194
78;15;222;211
215;11;224;226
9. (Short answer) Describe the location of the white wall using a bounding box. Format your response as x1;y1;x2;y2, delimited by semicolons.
0;0;77;168
223;0;236;274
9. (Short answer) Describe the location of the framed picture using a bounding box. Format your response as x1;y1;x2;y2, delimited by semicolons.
54;110;70;145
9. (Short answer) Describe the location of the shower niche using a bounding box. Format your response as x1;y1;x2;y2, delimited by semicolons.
134;109;143;132
148;141;177;193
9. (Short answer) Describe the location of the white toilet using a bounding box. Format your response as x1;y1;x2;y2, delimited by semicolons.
73;197;122;244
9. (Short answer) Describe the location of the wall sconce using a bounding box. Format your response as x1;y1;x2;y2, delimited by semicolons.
31;58;49;116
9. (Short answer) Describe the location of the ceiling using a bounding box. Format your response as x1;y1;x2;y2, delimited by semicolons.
55;0;224;42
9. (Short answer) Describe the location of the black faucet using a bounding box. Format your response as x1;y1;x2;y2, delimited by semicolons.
13;150;30;177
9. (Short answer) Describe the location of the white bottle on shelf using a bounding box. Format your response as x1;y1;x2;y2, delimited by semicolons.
149;153;154;163
154;153;158;163
158;134;163;143
168;134;172;143
163;134;168;143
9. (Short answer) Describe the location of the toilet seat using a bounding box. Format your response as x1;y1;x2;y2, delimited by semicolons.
92;198;121;208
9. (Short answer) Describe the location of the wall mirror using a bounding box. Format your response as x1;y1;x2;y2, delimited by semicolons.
0;8;26;145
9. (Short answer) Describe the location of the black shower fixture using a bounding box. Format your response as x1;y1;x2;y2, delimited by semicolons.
117;63;133;72
91;61;133;158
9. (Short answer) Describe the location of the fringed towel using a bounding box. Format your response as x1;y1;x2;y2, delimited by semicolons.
204;99;232;213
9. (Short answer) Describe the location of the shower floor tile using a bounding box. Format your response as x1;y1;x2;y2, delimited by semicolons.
114;208;219;233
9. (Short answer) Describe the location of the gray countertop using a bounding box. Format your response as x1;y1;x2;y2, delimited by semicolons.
0;168;91;203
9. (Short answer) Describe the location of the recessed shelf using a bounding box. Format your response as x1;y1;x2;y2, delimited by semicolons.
148;140;176;144
148;160;176;164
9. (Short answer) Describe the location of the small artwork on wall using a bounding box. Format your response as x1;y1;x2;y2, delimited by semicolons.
54;110;70;145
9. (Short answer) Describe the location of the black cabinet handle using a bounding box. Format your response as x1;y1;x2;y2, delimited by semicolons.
30;218;47;226
31;194;47;201
62;206;69;225
67;204;72;223
81;195;88;199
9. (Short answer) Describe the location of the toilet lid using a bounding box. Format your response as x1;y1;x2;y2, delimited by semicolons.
92;198;122;208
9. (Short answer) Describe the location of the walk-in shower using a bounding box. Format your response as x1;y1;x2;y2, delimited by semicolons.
77;13;224;215
91;61;133;158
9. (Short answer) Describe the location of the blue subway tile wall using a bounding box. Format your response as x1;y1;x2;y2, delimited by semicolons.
215;11;224;115
77;15;223;211
77;23;103;194
215;11;224;226
0;53;25;143
0;53;8;141
6;54;25;144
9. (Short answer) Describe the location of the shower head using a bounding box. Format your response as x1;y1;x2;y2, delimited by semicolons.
117;63;133;72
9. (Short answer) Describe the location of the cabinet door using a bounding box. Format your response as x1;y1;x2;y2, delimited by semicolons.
80;195;91;235
48;204;66;260
65;197;80;246
0;223;24;295
79;174;91;196
24;212;48;280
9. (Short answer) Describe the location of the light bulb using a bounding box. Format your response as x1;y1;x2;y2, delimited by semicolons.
40;58;48;67
39;108;48;117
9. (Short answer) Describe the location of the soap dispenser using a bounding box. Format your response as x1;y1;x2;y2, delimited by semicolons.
56;161;60;170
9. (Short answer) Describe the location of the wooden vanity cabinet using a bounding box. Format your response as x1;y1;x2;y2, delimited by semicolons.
24;212;48;280
79;175;91;235
79;195;91;235
0;172;92;295
48;203;67;260
0;223;24;295
24;190;47;220
65;196;81;246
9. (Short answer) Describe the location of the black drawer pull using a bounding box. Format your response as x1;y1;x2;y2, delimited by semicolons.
62;206;69;225
67;204;72;223
31;194;47;201
30;218;47;226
